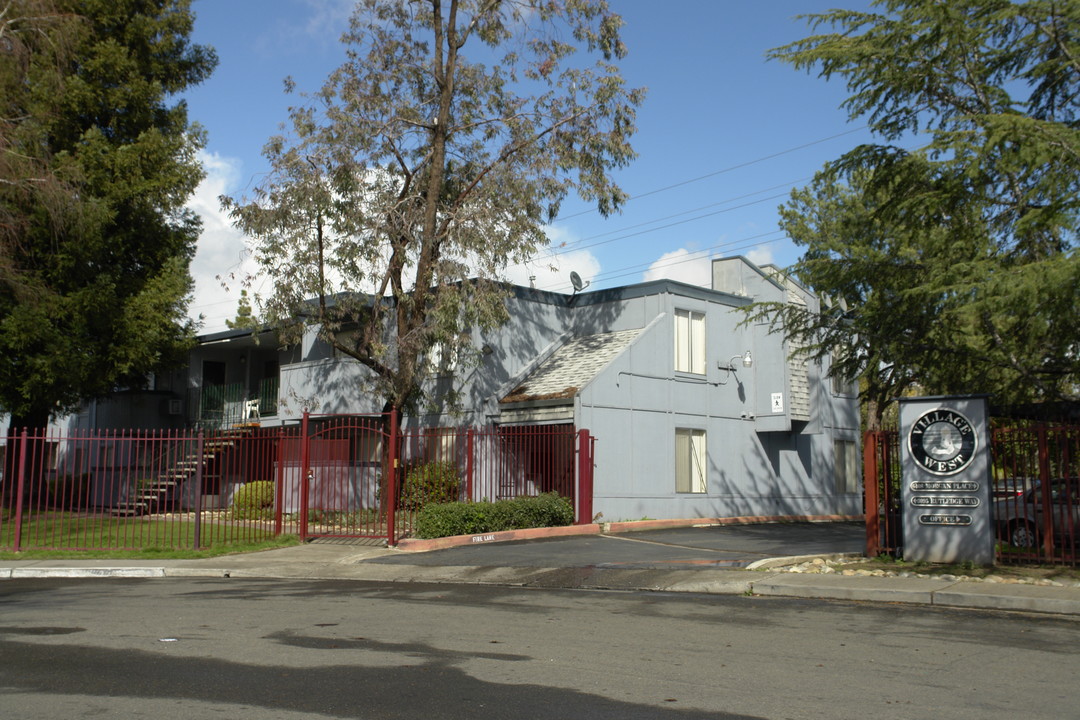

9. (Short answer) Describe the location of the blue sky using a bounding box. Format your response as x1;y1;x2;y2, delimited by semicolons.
183;0;876;332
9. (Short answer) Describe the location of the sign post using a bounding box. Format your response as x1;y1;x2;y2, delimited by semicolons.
899;396;994;565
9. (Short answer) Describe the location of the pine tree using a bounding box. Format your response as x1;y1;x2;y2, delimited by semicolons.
0;0;217;432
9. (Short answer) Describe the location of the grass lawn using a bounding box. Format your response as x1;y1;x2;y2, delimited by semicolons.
0;510;302;559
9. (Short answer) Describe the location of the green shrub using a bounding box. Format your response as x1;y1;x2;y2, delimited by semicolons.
400;461;461;510
414;492;574;539
231;481;275;519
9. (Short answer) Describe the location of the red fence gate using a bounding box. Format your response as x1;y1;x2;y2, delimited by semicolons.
864;423;1080;566
0;412;596;551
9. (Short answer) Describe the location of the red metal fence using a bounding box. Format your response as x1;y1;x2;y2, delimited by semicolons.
864;424;1080;565
0;412;595;552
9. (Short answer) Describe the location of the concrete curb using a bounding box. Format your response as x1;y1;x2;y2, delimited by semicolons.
4;561;1080;615
4;518;1079;616
745;552;865;570
395;523;601;552
9;567;168;579
751;573;954;605
603;514;864;535
394;514;866;553
931;582;1080;615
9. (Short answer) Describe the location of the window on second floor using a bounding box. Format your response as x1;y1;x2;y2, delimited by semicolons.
830;346;857;396
674;309;705;375
428;342;458;376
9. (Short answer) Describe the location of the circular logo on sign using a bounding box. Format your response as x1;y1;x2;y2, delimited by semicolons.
908;408;977;476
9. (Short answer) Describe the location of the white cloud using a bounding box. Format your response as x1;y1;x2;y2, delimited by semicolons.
745;247;775;268
301;0;355;40
504;249;601;293
186;169;608;333
643;248;713;288
186;151;261;333
502;226;601;293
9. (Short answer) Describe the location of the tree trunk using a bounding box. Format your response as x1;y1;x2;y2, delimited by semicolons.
864;398;883;432
3;407;51;506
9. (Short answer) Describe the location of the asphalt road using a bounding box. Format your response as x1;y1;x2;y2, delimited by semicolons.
2;576;1076;719
373;521;868;569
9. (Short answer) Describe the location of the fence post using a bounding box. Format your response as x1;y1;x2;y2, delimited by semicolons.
1037;425;1054;561
863;431;881;558
387;408;399;546
193;431;204;550
575;429;594;525
12;430;29;552
300;411;310;542
466;427;479;500
274;429;285;536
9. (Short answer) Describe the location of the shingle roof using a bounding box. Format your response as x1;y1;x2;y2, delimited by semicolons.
500;328;642;403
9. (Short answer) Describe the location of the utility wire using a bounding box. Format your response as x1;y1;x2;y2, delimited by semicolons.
545;176;810;253
533;229;786;292
541;191;791;259
552;125;868;223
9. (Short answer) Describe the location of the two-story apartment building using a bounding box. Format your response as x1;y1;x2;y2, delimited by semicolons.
71;256;856;521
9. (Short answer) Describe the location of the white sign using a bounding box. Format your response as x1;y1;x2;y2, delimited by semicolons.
910;495;980;507
770;393;784;413
919;514;973;526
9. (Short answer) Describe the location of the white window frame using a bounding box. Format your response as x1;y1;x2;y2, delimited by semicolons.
831;372;857;396
428;341;458;376
834;438;859;494
675;428;707;494
674;309;706;375
830;346;857;396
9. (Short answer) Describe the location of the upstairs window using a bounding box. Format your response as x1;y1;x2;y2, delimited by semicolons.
674;309;705;375
832;373;858;396
428;342;458;376
830;346;857;396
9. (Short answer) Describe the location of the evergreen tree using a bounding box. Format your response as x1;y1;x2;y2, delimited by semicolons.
748;0;1079;427
226;289;259;331
0;0;217;431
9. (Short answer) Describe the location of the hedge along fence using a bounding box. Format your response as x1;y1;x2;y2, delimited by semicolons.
414;493;574;539
400;461;462;510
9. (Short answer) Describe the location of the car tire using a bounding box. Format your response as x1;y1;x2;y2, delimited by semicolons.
1008;521;1038;548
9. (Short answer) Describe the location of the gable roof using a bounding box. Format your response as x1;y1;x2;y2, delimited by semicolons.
501;328;643;404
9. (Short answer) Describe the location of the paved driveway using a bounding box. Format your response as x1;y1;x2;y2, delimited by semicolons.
372;522;865;570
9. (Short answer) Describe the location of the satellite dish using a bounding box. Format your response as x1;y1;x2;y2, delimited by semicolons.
570;271;590;293
567;271;590;306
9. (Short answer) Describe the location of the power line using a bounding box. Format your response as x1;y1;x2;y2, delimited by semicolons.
533;229;787;292
546;176;810;254
552;125;868;223
542;191;791;259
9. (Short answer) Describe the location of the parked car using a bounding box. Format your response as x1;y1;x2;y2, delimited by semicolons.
992;476;1033;499
994;478;1080;548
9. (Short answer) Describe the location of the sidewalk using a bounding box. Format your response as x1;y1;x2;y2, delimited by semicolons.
3;527;1080;617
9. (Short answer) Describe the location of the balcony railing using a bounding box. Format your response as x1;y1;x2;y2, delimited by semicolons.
189;378;279;429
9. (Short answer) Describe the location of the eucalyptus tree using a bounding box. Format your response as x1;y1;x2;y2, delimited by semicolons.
225;0;643;415
747;0;1079;427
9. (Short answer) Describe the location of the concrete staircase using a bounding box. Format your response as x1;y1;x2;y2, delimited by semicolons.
112;434;243;517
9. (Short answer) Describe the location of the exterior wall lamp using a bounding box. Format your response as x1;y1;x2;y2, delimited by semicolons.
722;350;753;372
